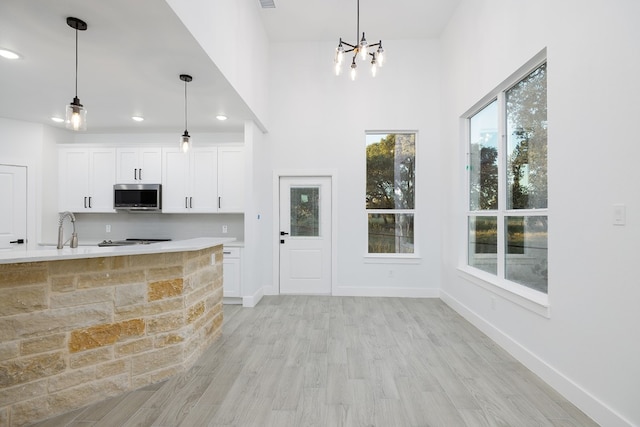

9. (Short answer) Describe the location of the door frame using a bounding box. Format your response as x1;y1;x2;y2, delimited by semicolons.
272;170;338;296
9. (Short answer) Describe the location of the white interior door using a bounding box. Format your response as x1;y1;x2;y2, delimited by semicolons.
279;176;332;295
0;165;27;248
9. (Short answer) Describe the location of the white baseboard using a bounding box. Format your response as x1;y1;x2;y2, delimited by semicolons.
440;291;634;427
242;287;264;308
332;286;440;298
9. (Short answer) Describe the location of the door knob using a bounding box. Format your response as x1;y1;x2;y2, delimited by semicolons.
280;231;289;236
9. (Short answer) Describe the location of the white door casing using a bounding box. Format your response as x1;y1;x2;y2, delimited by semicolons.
279;176;332;295
0;164;27;248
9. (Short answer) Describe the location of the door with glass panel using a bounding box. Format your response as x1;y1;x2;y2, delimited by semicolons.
279;177;332;294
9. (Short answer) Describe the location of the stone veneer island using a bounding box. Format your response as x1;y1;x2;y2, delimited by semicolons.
0;237;232;426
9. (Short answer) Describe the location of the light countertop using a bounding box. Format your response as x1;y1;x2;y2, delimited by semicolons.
0;237;235;265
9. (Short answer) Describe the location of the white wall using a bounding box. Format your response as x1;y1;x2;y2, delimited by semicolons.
241;120;271;305
0;118;45;248
262;39;443;297
165;0;270;131
439;1;640;426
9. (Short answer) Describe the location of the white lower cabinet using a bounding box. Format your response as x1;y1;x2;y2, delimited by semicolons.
223;246;242;302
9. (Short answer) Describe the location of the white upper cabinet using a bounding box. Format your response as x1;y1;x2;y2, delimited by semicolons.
218;146;245;213
58;147;116;213
116;147;162;184
162;147;219;213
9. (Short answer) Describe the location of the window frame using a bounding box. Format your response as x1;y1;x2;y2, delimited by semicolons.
365;131;419;259
459;50;549;313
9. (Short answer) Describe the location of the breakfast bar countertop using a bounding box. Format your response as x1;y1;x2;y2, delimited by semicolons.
0;237;235;265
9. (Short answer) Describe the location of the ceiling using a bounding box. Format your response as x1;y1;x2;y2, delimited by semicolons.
0;0;460;134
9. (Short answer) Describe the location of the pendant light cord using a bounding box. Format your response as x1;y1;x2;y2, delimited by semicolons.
74;27;78;98
184;80;188;131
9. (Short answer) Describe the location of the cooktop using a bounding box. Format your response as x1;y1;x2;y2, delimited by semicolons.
97;238;171;247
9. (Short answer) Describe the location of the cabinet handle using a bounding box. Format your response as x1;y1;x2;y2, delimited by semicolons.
134;168;137;180
88;197;92;208
223;251;231;255
84;196;87;208
139;169;142;181
185;197;188;209
190;197;193;208
218;196;221;209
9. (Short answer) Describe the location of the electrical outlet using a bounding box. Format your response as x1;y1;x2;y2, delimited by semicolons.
106;224;111;233
613;204;626;226
222;225;228;234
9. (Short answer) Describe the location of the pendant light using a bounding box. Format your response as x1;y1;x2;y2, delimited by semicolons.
65;17;88;131
179;74;193;153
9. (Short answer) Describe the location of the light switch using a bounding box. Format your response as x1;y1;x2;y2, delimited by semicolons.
613;204;626;226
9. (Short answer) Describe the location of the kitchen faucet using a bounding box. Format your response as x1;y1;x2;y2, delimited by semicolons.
57;211;78;249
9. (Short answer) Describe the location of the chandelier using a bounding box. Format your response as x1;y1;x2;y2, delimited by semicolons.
333;0;385;80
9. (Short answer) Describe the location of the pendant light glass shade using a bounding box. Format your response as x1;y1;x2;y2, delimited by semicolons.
179;74;193;153
66;96;86;131
180;131;191;153
65;17;87;131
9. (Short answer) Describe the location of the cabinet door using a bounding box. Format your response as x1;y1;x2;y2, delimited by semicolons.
223;253;241;297
116;147;162;183
59;149;91;212
162;148;190;213
89;149;116;212
138;148;162;183
59;148;115;213
218;147;245;213
190;148;219;213
115;148;139;183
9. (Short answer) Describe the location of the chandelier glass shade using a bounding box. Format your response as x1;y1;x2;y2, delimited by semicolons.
334;0;384;80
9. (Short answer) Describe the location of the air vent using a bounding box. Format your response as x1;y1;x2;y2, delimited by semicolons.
259;0;275;8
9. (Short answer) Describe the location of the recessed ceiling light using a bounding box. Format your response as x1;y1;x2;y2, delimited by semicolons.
51;117;65;123
216;115;228;121
131;116;144;122
0;49;21;60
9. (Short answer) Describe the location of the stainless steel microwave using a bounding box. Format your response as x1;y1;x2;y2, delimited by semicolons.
113;184;162;211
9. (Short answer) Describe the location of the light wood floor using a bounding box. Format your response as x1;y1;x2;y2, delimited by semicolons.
33;296;597;427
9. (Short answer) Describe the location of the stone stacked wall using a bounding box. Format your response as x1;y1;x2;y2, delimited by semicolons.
0;246;224;426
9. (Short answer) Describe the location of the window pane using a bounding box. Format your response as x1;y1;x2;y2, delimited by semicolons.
290;187;319;237
506;63;547;210
366;133;415;210
368;213;414;254
468;216;497;274
469;101;498;211
505;216;548;292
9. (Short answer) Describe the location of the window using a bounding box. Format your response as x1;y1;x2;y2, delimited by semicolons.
466;61;547;294
366;132;416;254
